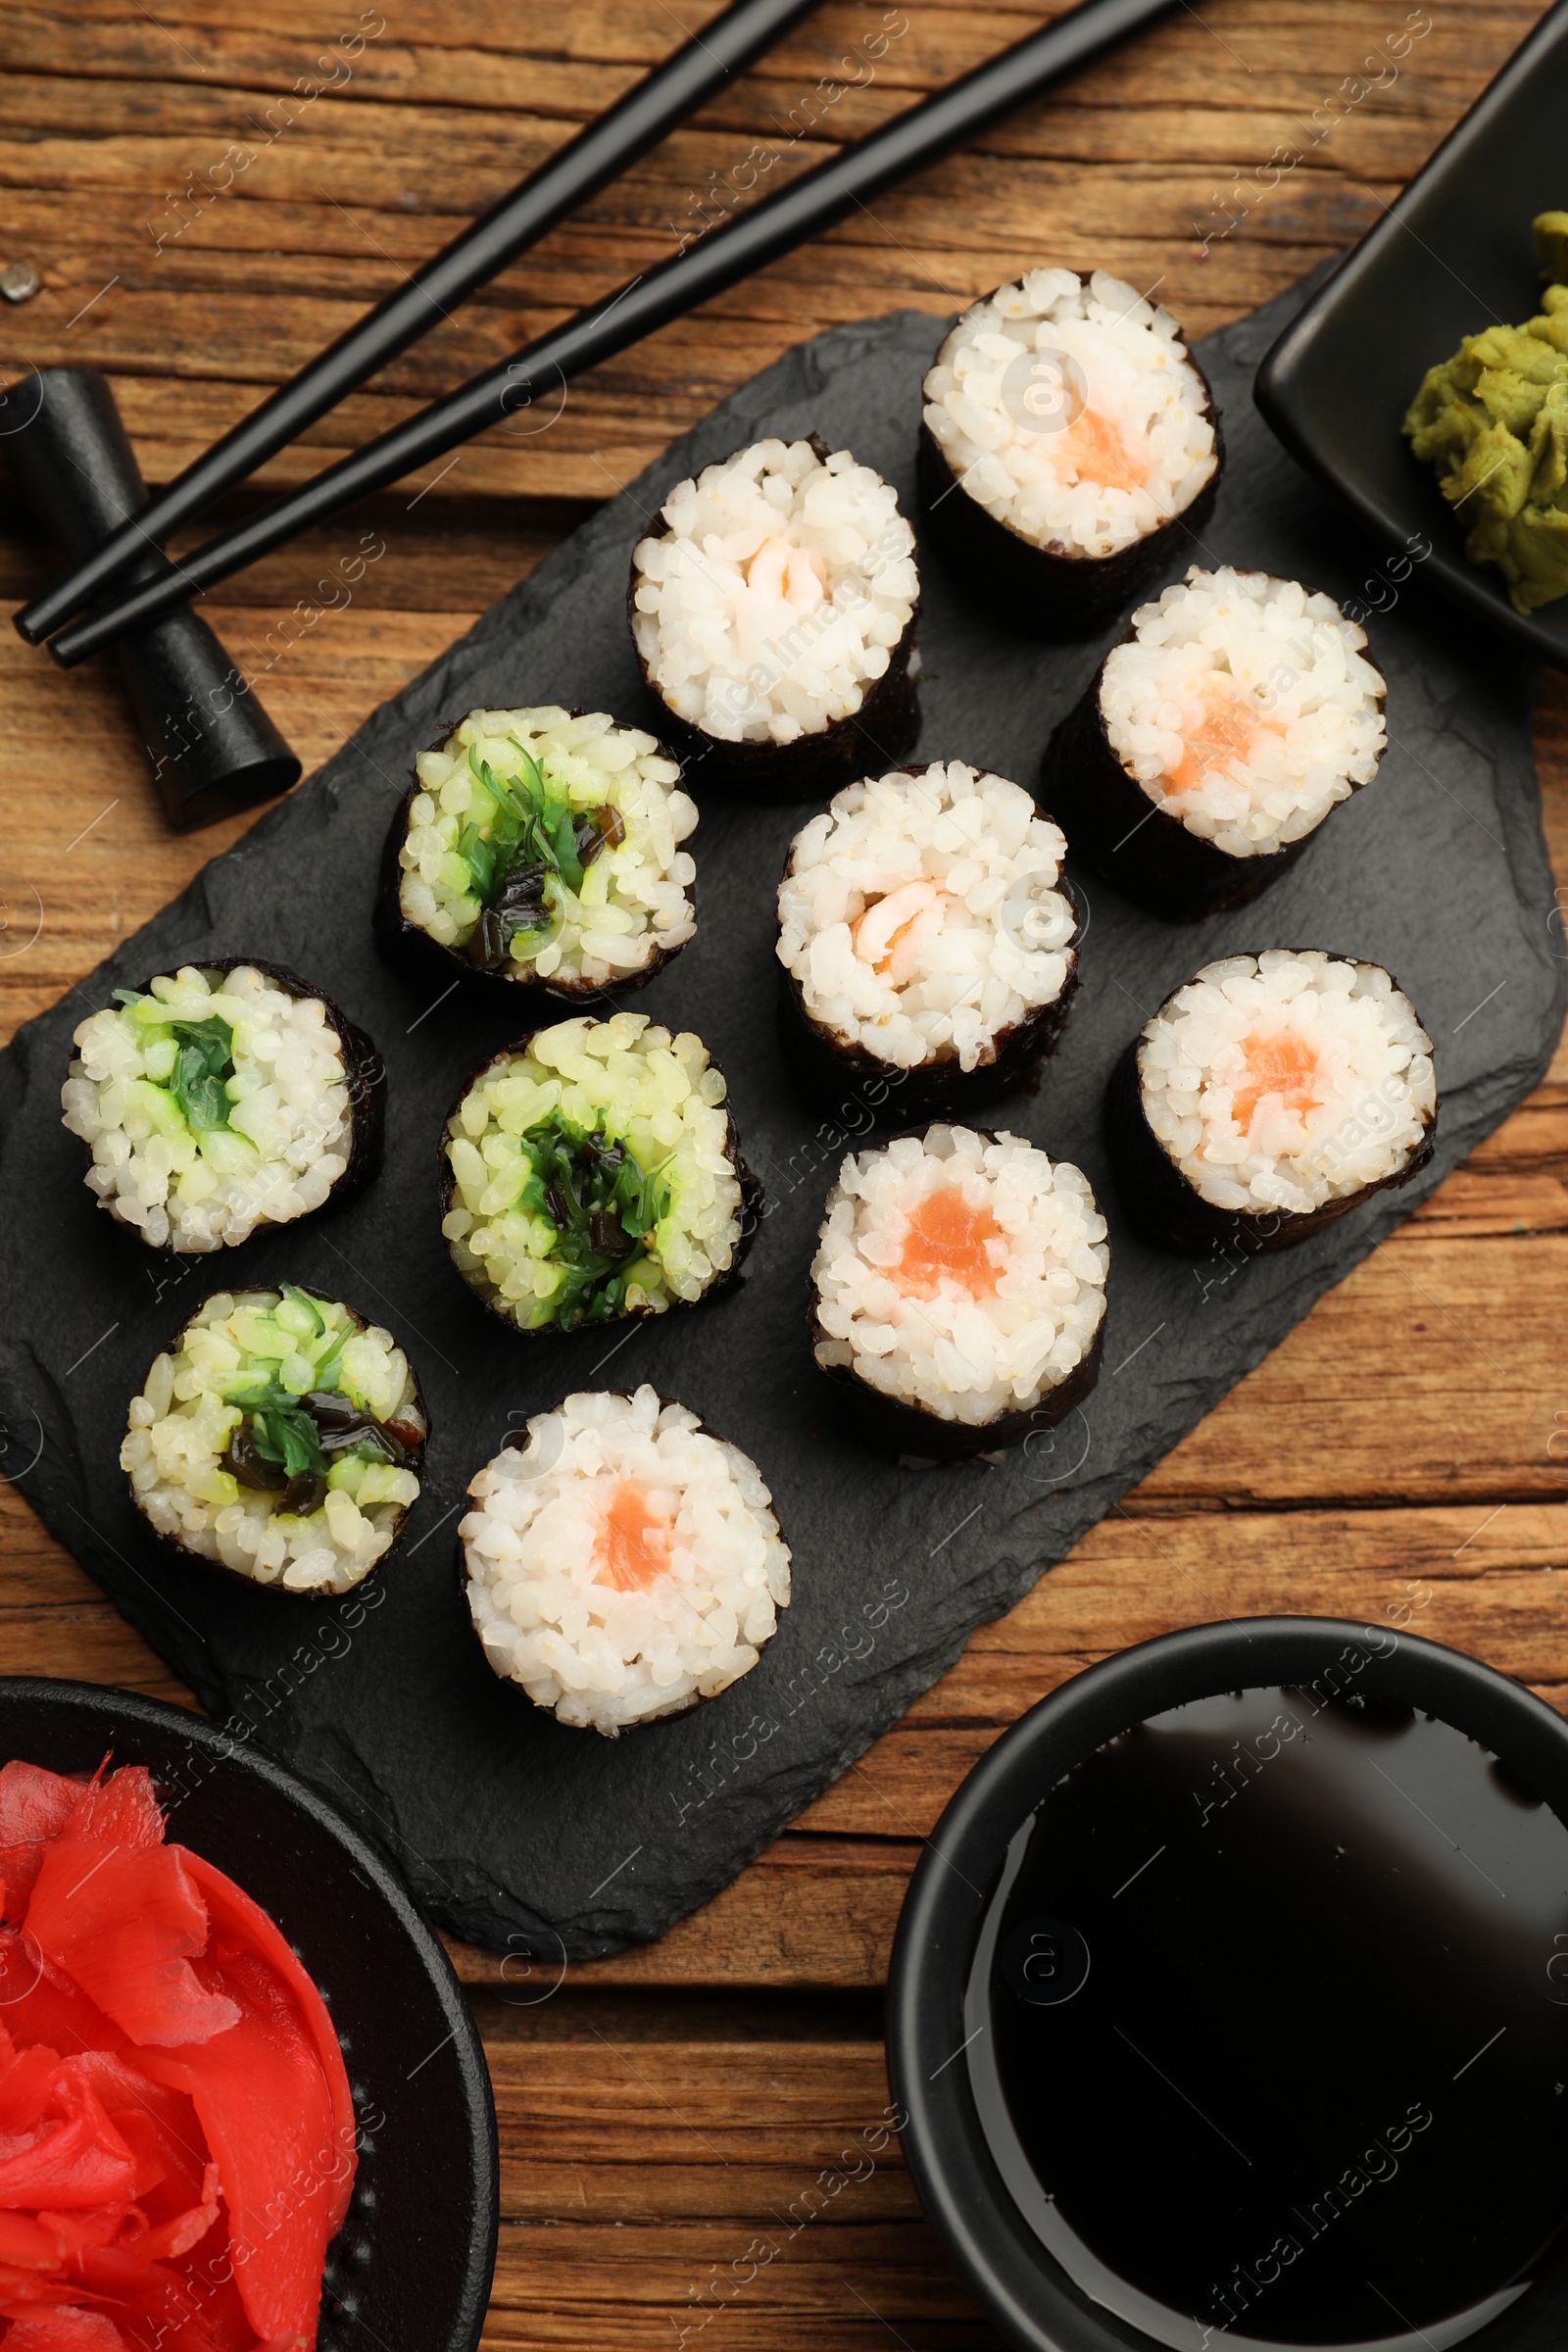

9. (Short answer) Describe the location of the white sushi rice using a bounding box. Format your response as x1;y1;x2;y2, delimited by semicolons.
1137;952;1436;1215
443;1013;743;1327
923;270;1217;559
812;1126;1108;1426
778;761;1077;1073
63;965;352;1252
630;438;918;746
396;705;698;982
462;1386;791;1734
122;1290;423;1595
1101;568;1387;858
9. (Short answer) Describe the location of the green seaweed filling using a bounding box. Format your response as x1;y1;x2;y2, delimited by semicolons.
1403;211;1568;615
112;989;237;1136
458;745;623;974
221;1284;413;1512
515;1115;670;1331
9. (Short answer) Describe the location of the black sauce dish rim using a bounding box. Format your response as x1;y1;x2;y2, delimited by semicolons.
1253;0;1568;673
0;1674;499;2352
886;1614;1568;2352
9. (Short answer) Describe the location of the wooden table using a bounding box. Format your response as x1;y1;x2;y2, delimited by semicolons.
2;3;1565;2342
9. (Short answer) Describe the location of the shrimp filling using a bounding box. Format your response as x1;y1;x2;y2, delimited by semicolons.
779;762;1078;1075
631;438;918;747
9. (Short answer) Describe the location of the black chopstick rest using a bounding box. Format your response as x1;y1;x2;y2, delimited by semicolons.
3;367;299;829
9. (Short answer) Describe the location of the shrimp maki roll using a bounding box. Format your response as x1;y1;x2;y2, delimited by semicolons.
1040;567;1387;920
1106;951;1437;1254
919;270;1221;639
122;1285;426;1594
629;435;920;799
377;704;698;999
62;958;381;1251
442;1013;755;1335
462;1385;791;1734
777;760;1081;1121
810;1124;1108;1461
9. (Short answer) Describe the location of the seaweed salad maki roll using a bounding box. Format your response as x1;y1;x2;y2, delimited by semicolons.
1106;951;1437;1254
123;1284;427;1594
463;1386;791;1734
378;704;698;997
777;760;1081;1120
811;1124;1108;1461
919;270;1221;638
1041;567;1387;919
62;958;380;1250
442;1013;754;1334
629;435;920;799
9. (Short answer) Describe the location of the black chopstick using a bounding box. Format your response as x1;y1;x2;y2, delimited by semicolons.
47;0;1178;670
14;0;821;648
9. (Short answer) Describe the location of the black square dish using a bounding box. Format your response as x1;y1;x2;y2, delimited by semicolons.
1254;0;1568;669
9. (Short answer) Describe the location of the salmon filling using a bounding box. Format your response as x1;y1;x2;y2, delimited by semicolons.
1056;405;1149;493
596;1480;671;1592
1165;680;1282;796
1233;1030;1323;1134
896;1185;1002;1299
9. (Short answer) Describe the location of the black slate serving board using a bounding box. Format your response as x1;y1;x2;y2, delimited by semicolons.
1;276;1561;1959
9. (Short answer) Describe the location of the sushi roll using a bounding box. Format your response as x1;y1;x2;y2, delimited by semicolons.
441;1012;756;1335
1106;950;1437;1254
62;958;381;1251
375;703;698;999
628;434;920;800
777;760;1082;1120
810;1124;1108;1462
122;1284;427;1594
918;270;1221;639
462;1384;791;1734
1040;566;1387;921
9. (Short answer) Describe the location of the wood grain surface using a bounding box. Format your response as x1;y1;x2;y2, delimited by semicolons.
2;3;1565;2343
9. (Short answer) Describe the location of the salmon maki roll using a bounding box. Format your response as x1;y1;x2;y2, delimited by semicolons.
1106;950;1438;1253
462;1386;791;1734
810;1123;1108;1461
1040;567;1387;920
918;270;1221;638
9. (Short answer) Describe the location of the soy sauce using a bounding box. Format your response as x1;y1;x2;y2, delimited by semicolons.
966;1686;1568;2350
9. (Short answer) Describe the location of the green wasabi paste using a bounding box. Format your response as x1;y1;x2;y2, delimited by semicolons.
1403;212;1568;615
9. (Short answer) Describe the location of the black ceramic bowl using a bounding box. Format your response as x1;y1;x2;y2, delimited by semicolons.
1254;0;1568;671
889;1616;1568;2352
0;1676;498;2352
